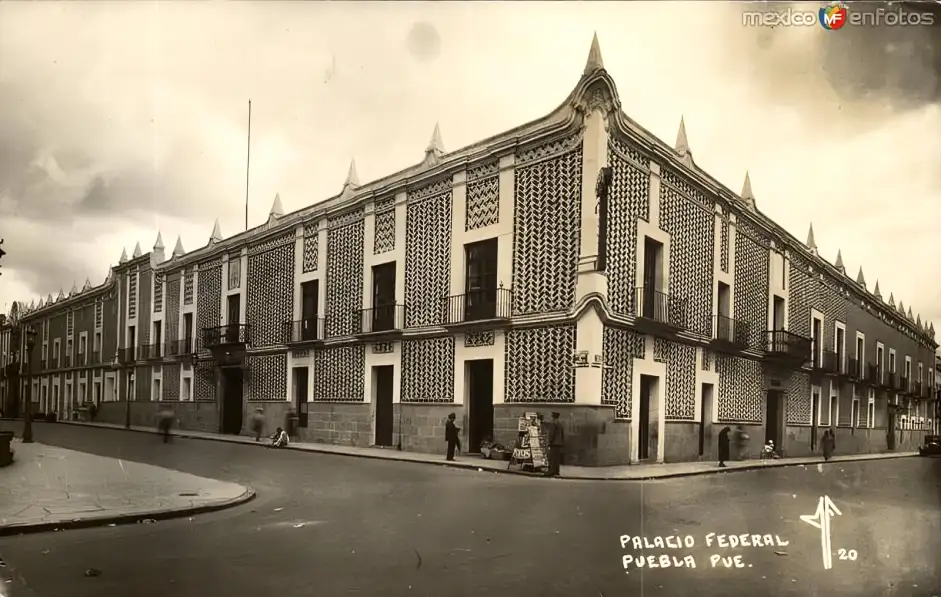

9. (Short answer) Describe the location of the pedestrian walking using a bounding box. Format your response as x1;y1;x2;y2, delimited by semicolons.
250;408;265;442
284;406;299;440
718;426;731;468
822;428;836;461
546;411;565;478
157;406;175;443
445;412;461;461
733;425;750;460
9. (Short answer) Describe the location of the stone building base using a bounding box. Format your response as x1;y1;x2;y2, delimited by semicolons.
88;399;930;466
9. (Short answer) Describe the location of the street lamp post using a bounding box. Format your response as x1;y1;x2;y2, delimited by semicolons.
22;324;36;443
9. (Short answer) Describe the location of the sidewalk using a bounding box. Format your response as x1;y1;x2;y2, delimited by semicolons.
55;420;918;480
0;440;255;536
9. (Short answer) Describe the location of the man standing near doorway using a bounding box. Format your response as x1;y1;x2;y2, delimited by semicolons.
445;412;461;461
546;412;565;478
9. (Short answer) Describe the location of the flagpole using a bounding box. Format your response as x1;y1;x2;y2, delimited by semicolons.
245;99;251;231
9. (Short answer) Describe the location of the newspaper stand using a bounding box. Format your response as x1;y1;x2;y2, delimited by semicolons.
508;413;547;473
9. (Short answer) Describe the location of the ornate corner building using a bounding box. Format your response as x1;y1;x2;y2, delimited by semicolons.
6;36;937;465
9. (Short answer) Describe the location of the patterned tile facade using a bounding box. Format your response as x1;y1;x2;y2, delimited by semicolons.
313;345;365;401
657;339;697;420
601;327;645;418
247;354;287;401
660;170;714;335
786;371;812;425
720;219;730;274
325;214;365;337
465;165;500;231
605;134;650;314
153;275;163;313
401;337;455;403
464;331;494;347
505;325;576;403
183;269;194;305
404;180;452;328
512;137;582;315
302;222;319;273
716;355;763;423
194;360;215;402
196;261;221;352
247;234;296;346
128;273;138;319
733;224;770;349
165;277;180;342
373;199;396;254
788;253;814;339
228;253;241;290
163;363;181;400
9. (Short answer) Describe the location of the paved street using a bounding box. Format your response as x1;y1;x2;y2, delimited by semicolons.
0;441;252;533
1;422;939;597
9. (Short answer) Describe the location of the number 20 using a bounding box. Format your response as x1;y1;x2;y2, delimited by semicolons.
837;549;858;561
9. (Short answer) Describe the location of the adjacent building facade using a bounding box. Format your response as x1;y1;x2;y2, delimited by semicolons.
7;37;937;464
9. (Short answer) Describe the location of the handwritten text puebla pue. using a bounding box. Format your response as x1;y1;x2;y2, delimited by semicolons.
619;533;790;571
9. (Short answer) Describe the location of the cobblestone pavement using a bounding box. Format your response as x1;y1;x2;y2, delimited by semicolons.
0;422;938;597
0;440;254;534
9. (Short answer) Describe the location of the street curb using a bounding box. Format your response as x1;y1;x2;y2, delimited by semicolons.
0;487;256;537
50;420;921;481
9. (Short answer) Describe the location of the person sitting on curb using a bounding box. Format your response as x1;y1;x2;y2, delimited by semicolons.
269;427;289;448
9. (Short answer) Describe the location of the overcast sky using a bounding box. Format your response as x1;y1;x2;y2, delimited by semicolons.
1;2;939;332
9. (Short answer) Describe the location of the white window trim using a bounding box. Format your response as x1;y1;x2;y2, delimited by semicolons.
828;384;839;427
876;342;885;384
918;362;924;390
904;355;912;391
866;389;875;429
888;348;897;374
811;309;825;368
851;396;861;429
53;338;61;364
854;331;865;374
833;321;847;374
812;385;823;426
181;374;193;402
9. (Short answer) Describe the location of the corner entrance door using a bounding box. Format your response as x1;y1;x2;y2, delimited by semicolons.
221;367;244;435
293;367;309;428
373;365;394;447
699;383;714;459
811;388;821;451
467;359;495;452
638;375;654;460
765;390;784;448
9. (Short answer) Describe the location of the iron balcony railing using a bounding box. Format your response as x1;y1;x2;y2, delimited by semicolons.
442;288;513;325
166;338;194;356
713;314;750;348
202;324;251;349
118;347;136;363
847;358;863;379
634;287;687;329
819;349;840;374
900;376;911;394
765;330;812;362
50;357;59;369
353;304;406;334
870;364;883;386
887;372;899;390
140;343;162;360
64;354;72;368
89;351;102;365
283;318;325;343
914;381;923;397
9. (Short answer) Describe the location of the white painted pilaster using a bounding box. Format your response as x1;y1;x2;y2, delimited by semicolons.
573;308;604;405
